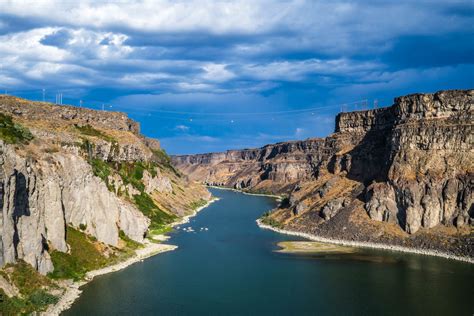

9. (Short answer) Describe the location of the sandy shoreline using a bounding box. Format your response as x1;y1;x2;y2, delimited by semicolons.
256;219;474;264
44;198;217;315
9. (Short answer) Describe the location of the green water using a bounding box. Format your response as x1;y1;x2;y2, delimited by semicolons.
64;188;474;315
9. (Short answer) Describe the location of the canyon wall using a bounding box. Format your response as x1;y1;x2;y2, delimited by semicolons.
0;96;210;275
173;89;473;257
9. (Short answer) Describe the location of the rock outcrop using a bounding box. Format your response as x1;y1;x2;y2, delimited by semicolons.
173;89;474;258
0;96;210;275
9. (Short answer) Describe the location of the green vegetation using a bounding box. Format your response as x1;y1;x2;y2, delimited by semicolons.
90;158;112;181
119;230;142;251
49;227;108;281
0;113;33;144
116;161;149;192
152;148;181;177
149;225;173;236
261;217;283;228
260;212;283;228
89;158;115;191
85;155;177;230
189;198;207;210
0;260;59;314
133;192;176;230
79;133;182;233
0;289;28;315
74;124;115;142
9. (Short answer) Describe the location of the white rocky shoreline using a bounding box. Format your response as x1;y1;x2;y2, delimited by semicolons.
256;219;474;264
207;185;282;199
209;186;474;264
44;198;217;316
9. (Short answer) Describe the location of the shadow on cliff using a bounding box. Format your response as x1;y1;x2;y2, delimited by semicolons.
328;109;395;197
12;171;30;255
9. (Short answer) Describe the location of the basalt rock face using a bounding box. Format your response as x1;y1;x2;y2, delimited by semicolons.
173;89;474;257
0;96;210;275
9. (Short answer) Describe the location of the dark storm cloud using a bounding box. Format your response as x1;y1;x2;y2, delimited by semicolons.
381;33;474;69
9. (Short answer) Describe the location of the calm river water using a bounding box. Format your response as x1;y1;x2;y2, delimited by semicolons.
65;188;474;315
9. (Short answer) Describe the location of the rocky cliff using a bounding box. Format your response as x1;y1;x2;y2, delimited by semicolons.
173;89;474;258
0;96;210;276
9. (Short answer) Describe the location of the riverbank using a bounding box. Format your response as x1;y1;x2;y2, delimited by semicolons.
45;197;217;315
171;197;219;228
207;185;282;199
257;219;474;264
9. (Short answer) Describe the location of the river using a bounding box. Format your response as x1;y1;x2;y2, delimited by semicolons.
64;188;474;315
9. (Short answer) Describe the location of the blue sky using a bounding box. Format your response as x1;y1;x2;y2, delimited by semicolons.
0;0;473;154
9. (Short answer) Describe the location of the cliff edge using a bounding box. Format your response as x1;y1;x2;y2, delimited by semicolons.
0;96;210;314
173;89;473;259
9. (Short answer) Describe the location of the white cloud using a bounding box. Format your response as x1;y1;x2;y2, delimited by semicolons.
174;124;190;132
295;127;305;137
201;63;235;82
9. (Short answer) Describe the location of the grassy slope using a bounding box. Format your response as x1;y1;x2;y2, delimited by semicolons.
0;261;59;314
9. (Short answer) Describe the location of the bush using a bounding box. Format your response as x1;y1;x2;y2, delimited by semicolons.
152;149;181;177
0;113;33;144
119;230;142;250
133;192;175;229
28;289;59;306
261;216;283;228
49;227;108;281
0;261;58;314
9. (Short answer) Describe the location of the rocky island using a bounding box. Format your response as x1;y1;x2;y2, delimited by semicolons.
173;89;474;261
0;96;211;314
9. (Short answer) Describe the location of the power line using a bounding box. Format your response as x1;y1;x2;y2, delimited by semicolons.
1;89;386;123
143;99;367;116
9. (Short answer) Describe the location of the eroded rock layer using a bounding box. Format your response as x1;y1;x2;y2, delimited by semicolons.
173;89;474;257
0;96;210;274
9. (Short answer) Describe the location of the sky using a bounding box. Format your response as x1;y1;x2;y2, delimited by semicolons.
0;0;473;154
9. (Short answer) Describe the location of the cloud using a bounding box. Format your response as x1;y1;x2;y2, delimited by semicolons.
0;0;472;154
174;124;190;132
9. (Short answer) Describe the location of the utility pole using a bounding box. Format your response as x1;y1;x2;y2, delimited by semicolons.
55;93;63;104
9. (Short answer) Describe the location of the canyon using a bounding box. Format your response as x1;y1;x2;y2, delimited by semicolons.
0;96;210;313
173;89;474;259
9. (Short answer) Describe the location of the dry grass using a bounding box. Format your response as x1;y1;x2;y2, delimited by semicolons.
276;241;357;254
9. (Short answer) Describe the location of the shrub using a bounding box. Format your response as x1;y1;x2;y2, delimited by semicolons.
28;289;59;306
152;149;181;177
0;261;58;314
133;192;175;229
49;227;108;281
0;113;33;144
119;230;142;250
